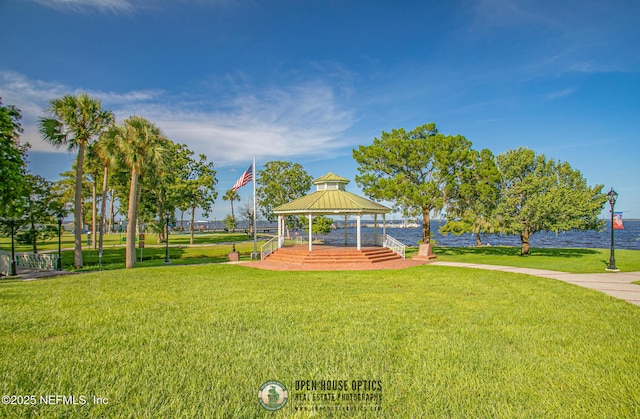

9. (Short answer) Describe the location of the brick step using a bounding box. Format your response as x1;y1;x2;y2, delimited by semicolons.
299;257;374;264
266;246;401;264
266;255;305;263
367;253;402;262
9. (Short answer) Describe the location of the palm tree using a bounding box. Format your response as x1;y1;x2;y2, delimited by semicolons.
39;94;114;269
223;189;240;232
114;116;166;268
88;126;118;258
85;143;101;250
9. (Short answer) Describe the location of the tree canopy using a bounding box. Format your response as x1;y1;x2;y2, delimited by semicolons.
495;147;606;255
439;148;502;246
257;161;312;222
0;99;28;219
353;122;473;244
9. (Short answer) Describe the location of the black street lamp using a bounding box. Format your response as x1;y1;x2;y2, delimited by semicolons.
57;214;64;271
606;187;619;272
9;218;17;276
164;212;170;264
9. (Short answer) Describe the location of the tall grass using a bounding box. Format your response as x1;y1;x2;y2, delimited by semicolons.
1;264;639;417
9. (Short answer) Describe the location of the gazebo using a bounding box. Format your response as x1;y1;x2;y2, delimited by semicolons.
272;173;392;252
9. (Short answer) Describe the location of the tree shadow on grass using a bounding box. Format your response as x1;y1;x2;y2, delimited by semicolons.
435;246;600;258
65;244;245;271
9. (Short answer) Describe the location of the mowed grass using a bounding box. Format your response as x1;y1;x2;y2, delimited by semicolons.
65;240;263;271
0;232;264;272
3;232;639;273
429;246;640;273
1;264;639;417
0;231;257;253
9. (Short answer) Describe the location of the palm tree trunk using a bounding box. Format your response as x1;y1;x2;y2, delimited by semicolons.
30;208;38;254
126;169;139;269
92;177;97;249
190;204;196;245
157;198;164;244
108;188;115;233
98;165;108;256
74;144;85;269
230;200;235;233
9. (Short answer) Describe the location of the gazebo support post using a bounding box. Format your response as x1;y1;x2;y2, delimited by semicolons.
373;214;378;245
344;215;348;246
383;214;386;242
356;215;362;251
308;214;313;252
277;215;283;248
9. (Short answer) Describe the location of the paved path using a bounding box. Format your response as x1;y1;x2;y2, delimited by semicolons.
431;262;640;307
1;268;75;281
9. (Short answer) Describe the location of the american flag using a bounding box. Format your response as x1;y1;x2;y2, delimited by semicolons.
231;163;253;191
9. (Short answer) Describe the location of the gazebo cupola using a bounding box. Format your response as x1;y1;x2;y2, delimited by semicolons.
313;172;349;191
272;172;391;252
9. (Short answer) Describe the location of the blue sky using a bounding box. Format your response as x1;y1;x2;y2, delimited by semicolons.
2;0;639;221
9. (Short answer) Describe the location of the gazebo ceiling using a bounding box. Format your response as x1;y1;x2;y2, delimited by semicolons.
273;172;390;215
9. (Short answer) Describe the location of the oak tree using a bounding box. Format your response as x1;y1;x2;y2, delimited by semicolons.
496;147;606;255
353;122;473;244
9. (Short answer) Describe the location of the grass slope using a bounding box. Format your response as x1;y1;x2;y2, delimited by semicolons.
1;264;639;417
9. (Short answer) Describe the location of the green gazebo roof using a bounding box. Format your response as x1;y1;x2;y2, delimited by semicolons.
312;172;350;185
273;173;390;215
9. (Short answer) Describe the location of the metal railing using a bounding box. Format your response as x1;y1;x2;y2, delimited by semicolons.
383;234;406;259
0;250;60;276
260;236;279;260
0;252;11;276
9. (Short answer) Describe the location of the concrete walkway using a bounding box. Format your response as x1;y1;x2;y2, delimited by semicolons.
1;268;75;281
431;261;640;307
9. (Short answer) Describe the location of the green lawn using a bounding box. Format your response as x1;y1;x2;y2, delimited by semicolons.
3;231;639;273
63;241;264;271
1;264;639;417
0;232;266;272
428;246;640;273
0;231;258;253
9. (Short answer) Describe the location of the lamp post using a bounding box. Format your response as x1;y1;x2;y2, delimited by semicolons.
164;212;170;264
9;218;17;276
57;214;64;270
606;187;619;272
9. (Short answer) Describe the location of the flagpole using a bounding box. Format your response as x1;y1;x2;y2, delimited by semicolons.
252;156;258;259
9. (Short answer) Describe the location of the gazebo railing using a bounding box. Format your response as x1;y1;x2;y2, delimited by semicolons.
260;236;279;260
383;234;406;259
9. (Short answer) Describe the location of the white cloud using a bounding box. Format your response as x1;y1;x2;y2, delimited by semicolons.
543;88;575;101
112;82;355;166
27;0;256;14
0;70;355;166
30;0;135;14
1;71;67;151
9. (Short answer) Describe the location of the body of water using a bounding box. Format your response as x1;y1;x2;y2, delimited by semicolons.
318;220;640;250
